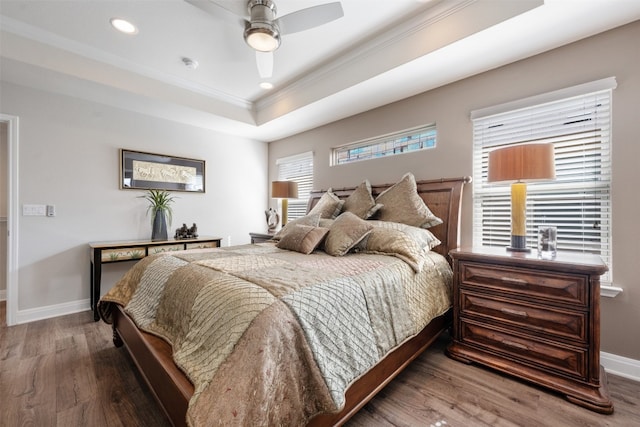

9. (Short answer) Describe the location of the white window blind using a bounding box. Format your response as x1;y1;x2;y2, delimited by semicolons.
276;151;313;221
472;81;614;284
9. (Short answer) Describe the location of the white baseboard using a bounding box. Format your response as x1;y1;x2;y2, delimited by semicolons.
601;351;640;382
0;289;6;301
14;298;90;325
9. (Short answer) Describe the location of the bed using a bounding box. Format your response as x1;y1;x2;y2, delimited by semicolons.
98;175;470;426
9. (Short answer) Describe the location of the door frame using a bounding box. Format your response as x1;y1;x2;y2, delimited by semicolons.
1;114;19;326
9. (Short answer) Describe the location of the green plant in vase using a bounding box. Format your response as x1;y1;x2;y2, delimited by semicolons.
139;189;175;241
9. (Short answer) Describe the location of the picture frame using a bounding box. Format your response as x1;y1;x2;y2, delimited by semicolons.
120;149;205;192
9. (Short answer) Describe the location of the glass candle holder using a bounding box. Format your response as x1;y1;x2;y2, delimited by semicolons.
538;226;557;259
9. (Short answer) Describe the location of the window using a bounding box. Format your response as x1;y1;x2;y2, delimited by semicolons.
276;151;313;221
472;78;615;284
332;124;436;165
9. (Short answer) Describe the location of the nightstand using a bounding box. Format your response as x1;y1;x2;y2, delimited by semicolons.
250;231;276;243
446;247;612;414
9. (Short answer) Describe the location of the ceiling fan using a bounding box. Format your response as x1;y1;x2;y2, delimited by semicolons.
186;0;344;79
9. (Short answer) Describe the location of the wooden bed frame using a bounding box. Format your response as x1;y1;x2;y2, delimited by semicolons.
109;176;470;426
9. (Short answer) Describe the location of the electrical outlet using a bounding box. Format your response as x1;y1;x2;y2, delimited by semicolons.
46;205;56;217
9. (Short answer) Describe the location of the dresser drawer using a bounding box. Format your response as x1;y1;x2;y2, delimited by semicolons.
186;241;219;250
149;244;184;254
101;247;145;262
460;291;587;343
460;320;587;380
459;262;587;307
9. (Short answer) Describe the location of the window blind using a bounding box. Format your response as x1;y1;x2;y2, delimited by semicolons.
472;85;613;283
276;151;313;221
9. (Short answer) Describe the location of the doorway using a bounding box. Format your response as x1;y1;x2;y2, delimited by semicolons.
1;114;18;326
0;122;6;325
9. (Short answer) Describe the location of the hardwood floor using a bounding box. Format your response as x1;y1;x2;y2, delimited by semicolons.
1;301;638;426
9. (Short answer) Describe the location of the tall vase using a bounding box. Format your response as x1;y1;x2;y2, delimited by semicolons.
152;210;168;241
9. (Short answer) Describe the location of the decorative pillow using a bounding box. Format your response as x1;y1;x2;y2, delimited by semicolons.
324;212;374;256
308;188;344;219
374;172;443;228
318;218;335;229
359;227;427;273
365;221;441;251
276;225;329;254
272;212;321;241
342;180;383;219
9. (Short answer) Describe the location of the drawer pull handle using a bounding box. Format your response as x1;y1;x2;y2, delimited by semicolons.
502;340;530;351
501;277;528;286
501;307;529;318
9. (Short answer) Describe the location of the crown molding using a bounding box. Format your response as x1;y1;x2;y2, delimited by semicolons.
253;0;477;113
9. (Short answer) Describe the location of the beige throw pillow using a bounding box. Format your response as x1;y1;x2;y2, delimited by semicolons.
308;189;344;219
374;172;442;228
272;212;321;241
359;227;427;273
276;225;329;254
324;212;374;256
342;180;383;219
365;220;441;250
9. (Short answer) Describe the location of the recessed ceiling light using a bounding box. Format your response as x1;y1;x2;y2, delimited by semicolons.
110;18;138;35
260;82;274;90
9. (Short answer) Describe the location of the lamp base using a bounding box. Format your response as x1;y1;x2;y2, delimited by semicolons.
281;198;288;227
506;235;530;253
506;246;531;253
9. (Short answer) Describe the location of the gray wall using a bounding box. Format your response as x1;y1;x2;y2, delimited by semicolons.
1;82;267;315
268;21;640;359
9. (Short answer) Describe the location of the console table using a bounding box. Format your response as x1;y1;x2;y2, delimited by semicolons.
89;236;222;321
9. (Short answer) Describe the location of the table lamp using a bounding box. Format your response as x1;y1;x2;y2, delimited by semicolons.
271;181;299;226
488;143;555;252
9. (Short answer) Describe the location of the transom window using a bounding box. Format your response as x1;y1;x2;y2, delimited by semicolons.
332;124;436;165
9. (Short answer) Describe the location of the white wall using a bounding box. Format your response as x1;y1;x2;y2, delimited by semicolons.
0;82;268;318
268;21;640;360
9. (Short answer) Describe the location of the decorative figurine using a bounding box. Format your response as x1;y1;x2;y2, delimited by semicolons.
189;223;198;238
175;223;198;239
265;208;279;231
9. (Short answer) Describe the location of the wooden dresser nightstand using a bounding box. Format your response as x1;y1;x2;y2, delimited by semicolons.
447;246;612;414
250;231;276;243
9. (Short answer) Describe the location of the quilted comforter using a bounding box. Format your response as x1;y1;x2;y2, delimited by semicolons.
99;242;452;426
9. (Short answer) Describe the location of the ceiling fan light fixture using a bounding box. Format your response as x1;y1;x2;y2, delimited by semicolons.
244;0;280;52
245;26;280;52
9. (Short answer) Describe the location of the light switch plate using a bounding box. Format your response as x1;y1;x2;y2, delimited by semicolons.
23;204;46;216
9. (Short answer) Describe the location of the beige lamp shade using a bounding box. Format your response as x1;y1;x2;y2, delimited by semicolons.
487;143;556;252
488;143;556;183
271;181;299;199
271;181;298;227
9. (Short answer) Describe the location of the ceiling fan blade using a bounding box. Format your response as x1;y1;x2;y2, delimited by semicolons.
277;2;344;35
184;0;247;28
256;51;273;79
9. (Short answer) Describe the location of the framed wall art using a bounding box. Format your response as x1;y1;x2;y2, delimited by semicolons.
120;149;205;192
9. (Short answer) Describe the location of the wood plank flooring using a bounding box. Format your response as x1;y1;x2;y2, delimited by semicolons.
1;301;638;426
